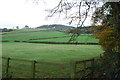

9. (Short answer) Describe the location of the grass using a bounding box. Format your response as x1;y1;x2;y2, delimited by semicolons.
1;29;102;78
2;42;103;78
31;35;99;43
2;29;99;43
2;42;102;63
2;30;67;41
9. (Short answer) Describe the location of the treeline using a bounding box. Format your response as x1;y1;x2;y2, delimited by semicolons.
0;28;13;32
64;26;94;34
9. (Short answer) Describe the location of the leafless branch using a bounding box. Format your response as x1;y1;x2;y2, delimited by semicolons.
45;0;100;42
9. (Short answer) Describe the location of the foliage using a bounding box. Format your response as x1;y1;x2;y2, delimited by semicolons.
1;28;13;32
92;26;119;57
92;2;120;57
16;26;19;29
24;25;29;29
91;2;120;78
46;0;100;42
93;53;120;78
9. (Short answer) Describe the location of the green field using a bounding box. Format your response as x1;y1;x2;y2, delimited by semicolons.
31;35;99;43
1;29;103;78
2;29;99;43
2;42;102;63
2;42;102;78
2;30;67;41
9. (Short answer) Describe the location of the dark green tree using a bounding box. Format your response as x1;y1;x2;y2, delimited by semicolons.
91;2;120;78
24;25;29;29
16;26;19;29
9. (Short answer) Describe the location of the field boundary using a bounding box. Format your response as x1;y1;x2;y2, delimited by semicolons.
29;34;92;40
1;30;54;35
2;56;96;78
0;40;9;42
14;40;99;45
29;35;71;40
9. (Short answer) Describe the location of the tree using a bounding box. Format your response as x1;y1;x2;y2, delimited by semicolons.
91;2;120;57
45;0;100;42
44;0;119;55
48;1;120;78
33;0;120;78
24;25;29;29
32;0;101;42
16;26;19;29
91;2;120;78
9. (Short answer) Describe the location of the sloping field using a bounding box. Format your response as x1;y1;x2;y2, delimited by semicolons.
1;29;102;78
31;35;99;43
2;30;67;41
2;42;103;78
2;29;99;43
2;42;102;63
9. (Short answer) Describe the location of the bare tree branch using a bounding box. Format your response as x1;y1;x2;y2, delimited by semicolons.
45;1;100;42
30;0;100;42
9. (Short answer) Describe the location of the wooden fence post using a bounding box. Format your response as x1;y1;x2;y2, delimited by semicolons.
83;61;86;77
70;62;76;80
31;60;36;78
6;57;10;77
91;58;95;77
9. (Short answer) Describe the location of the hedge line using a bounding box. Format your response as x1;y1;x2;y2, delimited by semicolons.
14;40;99;45
0;40;9;42
29;36;71;40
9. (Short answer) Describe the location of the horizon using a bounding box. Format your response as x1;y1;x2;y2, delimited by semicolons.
0;23;92;29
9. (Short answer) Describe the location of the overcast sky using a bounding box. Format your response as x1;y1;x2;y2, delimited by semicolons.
0;0;95;29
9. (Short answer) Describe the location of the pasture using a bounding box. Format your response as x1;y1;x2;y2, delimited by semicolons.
31;35;99;43
1;29;103;78
2;31;64;41
2;29;99;43
2;30;66;41
2;43;102;63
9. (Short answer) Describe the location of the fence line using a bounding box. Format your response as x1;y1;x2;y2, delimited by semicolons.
14;40;99;45
0;40;9;42
2;57;96;78
74;58;95;78
29;35;72;40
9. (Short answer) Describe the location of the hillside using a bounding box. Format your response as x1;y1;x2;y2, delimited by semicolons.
36;24;74;30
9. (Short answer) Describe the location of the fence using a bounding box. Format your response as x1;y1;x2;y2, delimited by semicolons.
2;57;96;78
74;58;95;78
